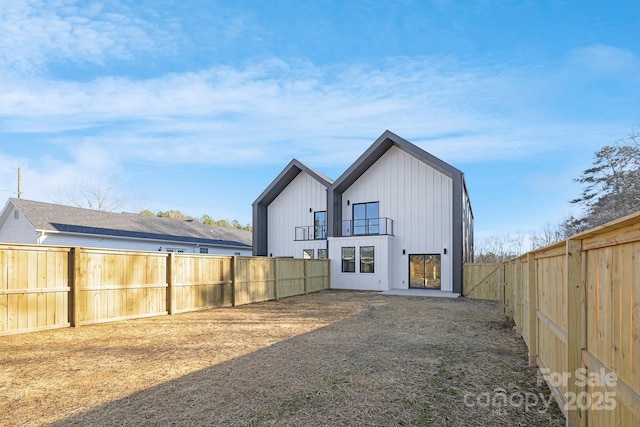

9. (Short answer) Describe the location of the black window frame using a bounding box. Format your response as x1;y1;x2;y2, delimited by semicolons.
360;246;375;273
352;201;380;235
314;211;327;239
341;246;356;273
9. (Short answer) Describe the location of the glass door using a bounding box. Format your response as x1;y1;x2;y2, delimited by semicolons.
409;254;441;289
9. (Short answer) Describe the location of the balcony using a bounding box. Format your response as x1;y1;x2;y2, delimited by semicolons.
294;225;327;241
338;217;394;237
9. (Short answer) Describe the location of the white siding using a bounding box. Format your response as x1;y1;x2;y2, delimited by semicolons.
328;235;392;291
341;146;453;291
292;240;328;259
267;171;327;258
0;207;38;244
40;233;252;255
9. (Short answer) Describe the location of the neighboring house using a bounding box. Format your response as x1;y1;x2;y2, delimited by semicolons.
253;130;473;295
0;198;252;255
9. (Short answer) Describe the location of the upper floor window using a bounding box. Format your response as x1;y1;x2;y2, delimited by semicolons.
199;247;209;254
353;202;379;235
314;211;327;239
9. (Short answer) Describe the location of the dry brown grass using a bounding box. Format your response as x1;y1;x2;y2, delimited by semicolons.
0;290;564;426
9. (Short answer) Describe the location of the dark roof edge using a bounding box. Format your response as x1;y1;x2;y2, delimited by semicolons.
40;228;252;248
253;159;333;207
329;130;463;193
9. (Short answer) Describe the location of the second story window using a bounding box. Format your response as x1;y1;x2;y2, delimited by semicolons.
353;202;379;235
314;211;327;239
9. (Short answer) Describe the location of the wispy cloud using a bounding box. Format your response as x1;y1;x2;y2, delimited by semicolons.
0;0;174;75
1;50;635;171
567;44;640;76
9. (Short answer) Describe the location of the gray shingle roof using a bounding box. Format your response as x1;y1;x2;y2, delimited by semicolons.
8;198;252;248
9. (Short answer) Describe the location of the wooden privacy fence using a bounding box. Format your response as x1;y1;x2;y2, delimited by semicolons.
462;263;502;300
0;245;330;335
502;212;640;427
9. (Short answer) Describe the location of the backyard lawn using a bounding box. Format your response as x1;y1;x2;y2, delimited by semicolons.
0;290;563;426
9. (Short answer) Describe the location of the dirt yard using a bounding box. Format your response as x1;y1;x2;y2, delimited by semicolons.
1;290;564;426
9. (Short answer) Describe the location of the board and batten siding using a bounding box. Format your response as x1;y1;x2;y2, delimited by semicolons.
267;171;327;258
329;235;392;291
0;208;38;244
340;146;453;291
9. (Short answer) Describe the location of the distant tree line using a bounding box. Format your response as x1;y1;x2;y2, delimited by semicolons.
140;209;252;231
475;125;640;263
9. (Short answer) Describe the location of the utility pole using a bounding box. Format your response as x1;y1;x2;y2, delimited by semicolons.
17;166;22;198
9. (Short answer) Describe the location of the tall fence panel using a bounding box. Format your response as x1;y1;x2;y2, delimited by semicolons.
534;245;568;409
305;259;330;293
582;231;640;427
172;255;233;313
462;263;501;300
74;249;168;325
234;257;276;306
502;213;640;427
0;245;70;335
0;246;330;336
275;258;305;298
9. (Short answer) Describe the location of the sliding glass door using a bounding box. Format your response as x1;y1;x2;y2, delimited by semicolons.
409;254;441;289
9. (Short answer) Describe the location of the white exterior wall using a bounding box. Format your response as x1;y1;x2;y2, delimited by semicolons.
37;233;251;255
0;207;38;244
267;171;327;258
329;235;392;291
292;240;328;259
340;146;453;291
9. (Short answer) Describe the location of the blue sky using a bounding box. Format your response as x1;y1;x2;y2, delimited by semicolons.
1;0;639;248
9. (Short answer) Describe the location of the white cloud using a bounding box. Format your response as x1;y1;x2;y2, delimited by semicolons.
0;0;173;75
0;52;635;173
567;44;640;76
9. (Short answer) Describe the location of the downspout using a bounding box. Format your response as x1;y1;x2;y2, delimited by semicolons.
37;230;45;245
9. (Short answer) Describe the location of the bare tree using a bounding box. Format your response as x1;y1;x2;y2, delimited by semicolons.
55;178;126;212
530;222;564;250
474;233;527;263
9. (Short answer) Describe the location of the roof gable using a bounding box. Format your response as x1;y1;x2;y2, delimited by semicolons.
329;130;462;193
253;159;333;207
5;198;252;248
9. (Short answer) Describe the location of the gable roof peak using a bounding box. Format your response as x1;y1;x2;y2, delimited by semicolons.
329;130;462;193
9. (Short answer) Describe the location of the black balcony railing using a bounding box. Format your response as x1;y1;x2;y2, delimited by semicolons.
294;225;327;241
338;217;394;237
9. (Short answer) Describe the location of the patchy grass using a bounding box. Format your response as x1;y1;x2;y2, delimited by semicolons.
0;290;564;426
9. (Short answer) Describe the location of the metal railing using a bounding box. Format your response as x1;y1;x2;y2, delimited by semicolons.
337;217;394;237
294;225;327;241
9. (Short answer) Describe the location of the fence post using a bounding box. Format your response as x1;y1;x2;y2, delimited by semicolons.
514;259;521;333
304;259;308;294
166;253;175;315
68;247;81;327
500;263;506;315
527;252;538;367
565;239;586;427
274;258;279;300
231;256;237;307
504;261;513;321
